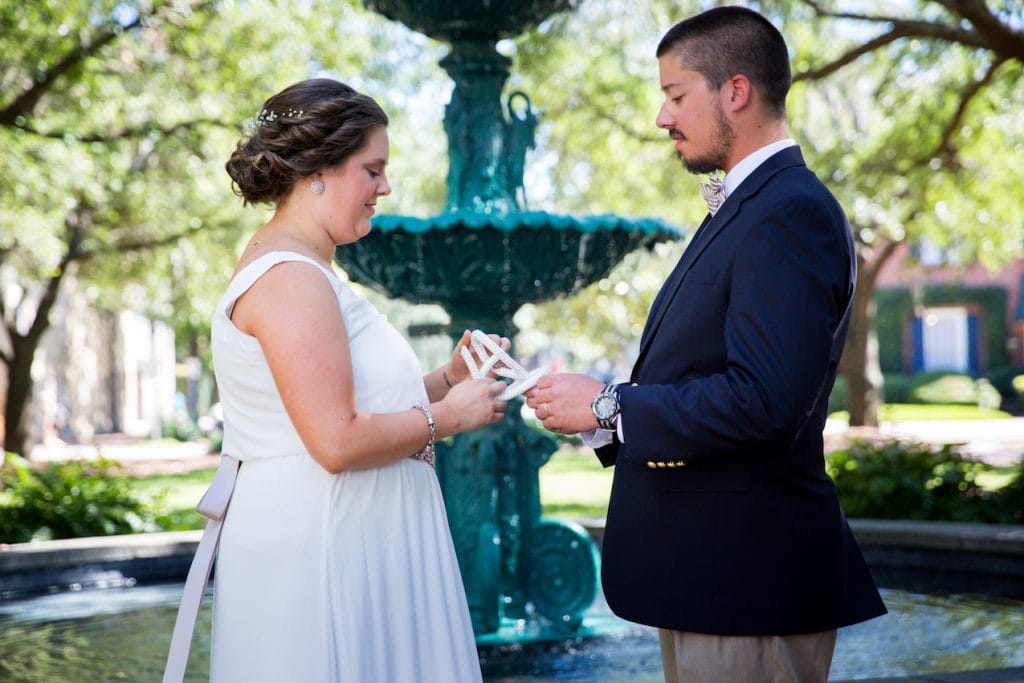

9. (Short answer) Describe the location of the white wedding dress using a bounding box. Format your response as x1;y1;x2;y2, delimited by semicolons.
208;251;481;682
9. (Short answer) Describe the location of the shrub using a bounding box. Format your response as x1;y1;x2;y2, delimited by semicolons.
882;371;1006;408
909;372;982;405
0;452;159;543
881;373;913;404
825;439;1002;523
974;378;1003;410
162;416;201;442
994;468;1024;524
207;428;224;454
985;365;1023;398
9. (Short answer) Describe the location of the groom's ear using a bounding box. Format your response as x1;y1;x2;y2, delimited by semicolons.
722;74;752;113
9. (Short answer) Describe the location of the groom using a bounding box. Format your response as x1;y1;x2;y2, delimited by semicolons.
526;7;886;682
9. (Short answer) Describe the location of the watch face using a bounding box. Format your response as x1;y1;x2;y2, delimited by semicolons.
593;394;618;419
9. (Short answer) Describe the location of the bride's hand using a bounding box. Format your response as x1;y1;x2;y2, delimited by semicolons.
440;378;507;432
447;330;511;384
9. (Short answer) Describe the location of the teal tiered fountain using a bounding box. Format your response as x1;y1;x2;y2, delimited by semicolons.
335;0;682;643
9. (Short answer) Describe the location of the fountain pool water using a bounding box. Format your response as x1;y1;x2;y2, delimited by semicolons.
0;584;1020;682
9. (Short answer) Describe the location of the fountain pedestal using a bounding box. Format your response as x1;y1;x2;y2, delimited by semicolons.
336;0;681;641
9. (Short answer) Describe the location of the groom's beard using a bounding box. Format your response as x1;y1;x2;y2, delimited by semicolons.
678;103;734;175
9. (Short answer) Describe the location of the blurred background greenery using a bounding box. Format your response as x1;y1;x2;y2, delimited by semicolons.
1;1;1023;540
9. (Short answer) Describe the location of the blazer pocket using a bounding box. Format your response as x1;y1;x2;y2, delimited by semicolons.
649;460;751;492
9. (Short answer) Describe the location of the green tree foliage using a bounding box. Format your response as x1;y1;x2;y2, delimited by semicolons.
3;1;1021;455
0;0;449;455
509;0;704;365
776;0;1024;425
509;1;1023;407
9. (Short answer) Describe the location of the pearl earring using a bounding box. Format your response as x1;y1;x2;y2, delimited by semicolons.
311;179;325;194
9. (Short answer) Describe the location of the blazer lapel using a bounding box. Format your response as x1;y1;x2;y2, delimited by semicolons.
633;146;808;376
635;213;711;347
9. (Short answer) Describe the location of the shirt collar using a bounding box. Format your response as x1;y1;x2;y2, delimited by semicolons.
722;139;797;198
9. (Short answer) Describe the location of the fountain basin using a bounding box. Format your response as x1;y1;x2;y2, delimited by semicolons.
2;521;1024;680
365;0;577;41
0;582;1020;682
4;519;1023;601
335;212;680;331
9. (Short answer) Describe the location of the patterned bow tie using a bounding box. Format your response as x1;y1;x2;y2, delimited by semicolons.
699;174;726;216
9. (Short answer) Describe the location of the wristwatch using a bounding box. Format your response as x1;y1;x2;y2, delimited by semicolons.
591;383;621;430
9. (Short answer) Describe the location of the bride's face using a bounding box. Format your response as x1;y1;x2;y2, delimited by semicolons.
320;126;391;244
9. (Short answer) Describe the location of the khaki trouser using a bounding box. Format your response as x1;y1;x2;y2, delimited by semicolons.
658;628;838;683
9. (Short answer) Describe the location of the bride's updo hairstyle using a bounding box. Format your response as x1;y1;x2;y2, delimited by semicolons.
226;78;389;206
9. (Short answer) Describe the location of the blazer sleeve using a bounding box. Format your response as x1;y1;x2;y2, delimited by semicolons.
595;441;619;468
620;190;852;461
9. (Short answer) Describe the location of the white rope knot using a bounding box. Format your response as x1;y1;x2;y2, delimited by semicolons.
459;329;550;400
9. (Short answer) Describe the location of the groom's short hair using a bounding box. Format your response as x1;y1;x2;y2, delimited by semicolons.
657;7;792;118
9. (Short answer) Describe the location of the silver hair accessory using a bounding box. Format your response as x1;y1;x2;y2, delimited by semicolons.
248;108;305;133
310;179;325;194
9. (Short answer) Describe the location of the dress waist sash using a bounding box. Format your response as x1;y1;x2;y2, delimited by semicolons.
162;454;240;683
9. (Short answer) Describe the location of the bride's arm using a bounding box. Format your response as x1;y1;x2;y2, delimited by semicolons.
423;330;471;402
232;263;505;473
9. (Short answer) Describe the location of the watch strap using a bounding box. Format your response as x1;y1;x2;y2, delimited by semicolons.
595;383;621;430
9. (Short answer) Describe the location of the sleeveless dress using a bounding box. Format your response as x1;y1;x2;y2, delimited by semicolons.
208;251;481;682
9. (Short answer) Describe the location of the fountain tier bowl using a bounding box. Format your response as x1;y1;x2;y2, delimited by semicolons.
365;0;578;41
334;211;681;329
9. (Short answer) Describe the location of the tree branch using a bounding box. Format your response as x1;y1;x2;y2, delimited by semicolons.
854;229;905;278
81;224;207;261
933;57;1007;165
572;92;664;143
0;242;12;364
19;207;88;349
794;0;1020;82
0;19;142;126
933;0;1024;61
795;28;912;81
0;0;217;126
12;117;229;144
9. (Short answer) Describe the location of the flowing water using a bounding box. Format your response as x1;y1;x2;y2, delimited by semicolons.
0;585;1021;682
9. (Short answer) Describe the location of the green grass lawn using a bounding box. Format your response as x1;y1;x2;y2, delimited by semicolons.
127;446;613;527
130;469;215;529
128;402;1018;529
831;403;1012;422
539;446;612;519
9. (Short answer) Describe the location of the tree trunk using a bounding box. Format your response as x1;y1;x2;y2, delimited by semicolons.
841;261;882;427
2;213;85;456
3;336;37;455
841;237;902;427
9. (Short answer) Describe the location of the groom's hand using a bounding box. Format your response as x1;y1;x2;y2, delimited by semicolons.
525;373;604;435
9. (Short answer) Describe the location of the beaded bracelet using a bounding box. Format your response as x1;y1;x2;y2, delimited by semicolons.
410;403;436;468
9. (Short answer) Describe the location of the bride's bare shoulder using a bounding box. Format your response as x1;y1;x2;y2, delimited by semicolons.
232;230;318;279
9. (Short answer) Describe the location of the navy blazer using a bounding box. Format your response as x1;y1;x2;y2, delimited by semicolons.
597;146;886;636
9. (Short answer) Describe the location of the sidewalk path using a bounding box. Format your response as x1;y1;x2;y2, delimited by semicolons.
878;419;1024;466
29;434;218;476
25;417;1024;476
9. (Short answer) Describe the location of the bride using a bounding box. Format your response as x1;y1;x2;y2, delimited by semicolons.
206;77;507;682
